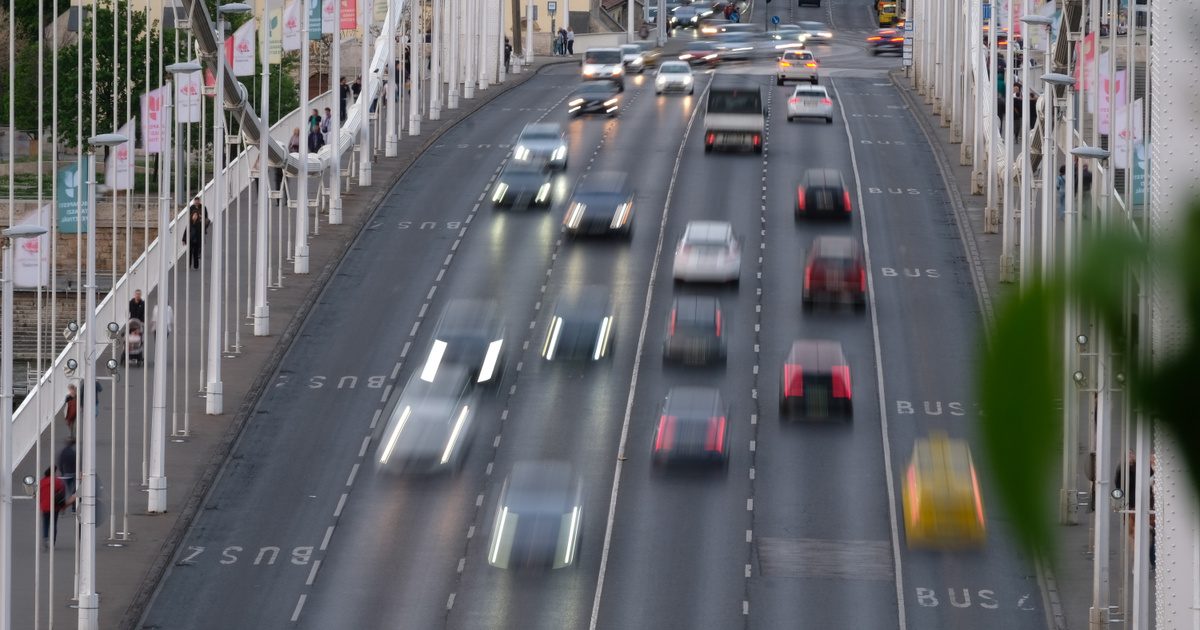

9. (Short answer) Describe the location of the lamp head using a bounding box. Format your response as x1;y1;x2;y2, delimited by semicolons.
1071;146;1110;161
89;133;128;148
2;225;48;239
1041;72;1075;87
166;61;203;75
218;2;252;14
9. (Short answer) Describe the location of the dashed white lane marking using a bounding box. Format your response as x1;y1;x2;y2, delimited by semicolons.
516;361;524;372
427;285;437;300
749;440;756;452
486;462;494;475
380;384;393;403
749;467;756;480
334;493;348;517
745;564;752;578
391;360;403;379
747;498;754;511
745;529;753;543
447;593;456;610
418;302;429;318
358;436;371;458
493;435;501;448
466;525;475;539
443;253;454;266
500;409;509;421
743;600;749;616
400;342;411;359
451;238;461;251
436;268;445;282
457;557;466;573
409;321;420;337
750;413;757;425
370;409;382;430
320;525;335;551
305;559;321;586
476;494;485;507
345;463;360;487
290;594;307;622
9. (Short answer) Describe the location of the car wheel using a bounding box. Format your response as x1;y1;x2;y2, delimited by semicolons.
776;77;784;86
826;117;833;124
787;115;793;122
753;145;762;154
854;299;867;313
802;297;814;312
688;87;694;95
870;48;879;56
656;88;662;95
811;76;819;84
704;144;713;153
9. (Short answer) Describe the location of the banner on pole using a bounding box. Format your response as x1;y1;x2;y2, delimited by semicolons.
55;157;90;234
309;0;323;40
1097;69;1126;134
106;118;137;191
227;18;257;76
322;0;336;33
1112;98;1144;169
282;0;301;50
340;0;357;29
269;7;283;62
140;86;170;154
1130;142;1147;205
175;61;202;122
12;204;52;289
372;0;386;22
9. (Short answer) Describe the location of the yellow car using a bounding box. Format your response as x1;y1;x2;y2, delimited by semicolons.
878;3;899;26
901;432;987;549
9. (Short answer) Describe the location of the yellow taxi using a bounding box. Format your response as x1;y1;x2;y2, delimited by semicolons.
878;3;899;26
901;432;987;549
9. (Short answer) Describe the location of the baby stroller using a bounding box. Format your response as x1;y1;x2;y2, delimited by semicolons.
122;318;145;367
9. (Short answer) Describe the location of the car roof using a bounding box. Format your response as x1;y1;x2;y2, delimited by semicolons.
621;44;640;51
505;461;578;511
911;433;977;494
785;339;847;369
586;47;622;53
811;235;859;259
801;168;843;186
576;171;629;194
663;386;723;418
659;61;690;70
520;122;562;137
783;50;815;59
672;295;719;321
437;298;501;333
792;85;829;95
683;220;734;243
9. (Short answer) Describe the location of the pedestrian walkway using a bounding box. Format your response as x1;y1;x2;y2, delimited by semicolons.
8;57;573;630
889;68;1123;630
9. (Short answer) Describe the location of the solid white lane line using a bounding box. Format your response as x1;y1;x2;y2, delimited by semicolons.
589;76;711;630
290;594;307;621
829;77;908;630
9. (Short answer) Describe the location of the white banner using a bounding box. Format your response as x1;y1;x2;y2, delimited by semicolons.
175;60;202;123
106;118;137;190
282;0;301;51
1097;69;1127;134
229;19;257;76
1112;98;1144;169
322;0;335;33
140;86;170;154
13;203;51;289
373;0;387;22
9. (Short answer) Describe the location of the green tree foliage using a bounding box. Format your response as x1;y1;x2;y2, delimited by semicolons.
979;201;1200;562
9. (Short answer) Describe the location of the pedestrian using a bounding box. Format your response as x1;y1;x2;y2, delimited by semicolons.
307;124;325;152
724;2;734;18
128;289;146;324
352;76;362;99
183;208;206;269
58;437;77;497
567;27;575;54
288;127;301;154
1056;165;1066;219
339;77;350;120
39;467;72;549
322;107;332;142
64;384;77;436
504;38;512;73
308;108;322;133
94;380;102;418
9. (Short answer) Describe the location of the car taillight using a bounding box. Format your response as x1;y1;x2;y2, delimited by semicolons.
804;264;813;290
779;61;792;67
789;97;800;105
655;415;677;452
867;36;882;41
668;310;677;336
796;186;806;212
970;465;986;525
806;62;818;68
858;268;866;293
706;132;715;144
783;365;803;397
821;98;832;106
843;190;852;213
890;37;904;42
752;134;761;146
831;365;852;399
715;309;722;337
906;464;920;522
707;416;727;453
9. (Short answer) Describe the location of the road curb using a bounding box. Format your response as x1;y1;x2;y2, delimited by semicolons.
121;60;575;630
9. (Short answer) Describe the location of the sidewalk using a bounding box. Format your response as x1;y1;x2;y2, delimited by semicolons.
889;70;1095;630
9;57;573;630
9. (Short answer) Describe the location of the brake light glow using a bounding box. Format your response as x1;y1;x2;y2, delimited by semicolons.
906;464;920;522
804;263;813;291
970;464;986;526
890;37;904;42
752;134;761;146
867;36;882;41
715;308;722;337
805;62;818;68
779;61;792;67
668;309;677;336
831;365;852;399
843;190;852;213
782;364;803;397
789;97;800;105
796;186;806;212
654;415;677;452
706;416;727;453
859;268;866;293
821;97;832;106
706;132;715;145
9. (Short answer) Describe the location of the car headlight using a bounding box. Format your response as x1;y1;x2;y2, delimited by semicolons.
551;145;567;161
593;316;613;361
513;145;530;160
565;202;586;229
583;69;596;77
656;75;667;84
439;404;470;465
604;98;619;107
491;182;508;202
535;182;551;203
478;339;503;383
420;340;447;382
542;317;563;360
610;201;632;229
612;66;624;76
569;98;584;106
377;405;412;464
683;75;693;83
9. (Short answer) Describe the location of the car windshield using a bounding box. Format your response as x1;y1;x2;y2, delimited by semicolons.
621;45;640;55
522;130;560;141
707;90;761;115
798;22;826;29
660;64;688;74
585;50;622;64
795;88;825;97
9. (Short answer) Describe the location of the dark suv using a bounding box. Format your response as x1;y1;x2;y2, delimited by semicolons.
663;296;726;365
802;236;867;311
796;168;852;220
779;339;852;419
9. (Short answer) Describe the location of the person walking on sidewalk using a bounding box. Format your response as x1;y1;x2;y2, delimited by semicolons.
64;384;78;436
567;27;575;55
39;467;73;549
58;437;77;497
128;289;146;324
183;208;206;269
504;38;513;72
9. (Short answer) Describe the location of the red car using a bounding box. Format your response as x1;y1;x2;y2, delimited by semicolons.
779;339;852;419
802;236;867;312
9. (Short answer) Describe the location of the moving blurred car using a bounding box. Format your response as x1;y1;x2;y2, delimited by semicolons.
713;32;756;62
488;461;584;569
786;85;834;123
673;220;741;283
655;61;695;95
679;41;721;66
542;287;615;362
638;42;663;67
777;49;819;85
421;298;506;386
867;28;904;55
902;433;987;549
671;4;708;27
802;236;867;311
663;295;726;365
512;122;568;170
699;20;759;37
563;172;635;238
621;44;647;73
796;20;833;42
770;24;806;41
779;339;852;419
651;387;730;468
878;2;899;26
375;367;476;475
491;160;553;209
581;48;625;90
796;168;851;218
568;81;621;118
703;81;764;153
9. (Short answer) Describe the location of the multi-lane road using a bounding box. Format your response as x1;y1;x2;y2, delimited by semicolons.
140;2;1050;628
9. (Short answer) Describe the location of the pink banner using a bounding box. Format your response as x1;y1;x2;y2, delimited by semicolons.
339;0;356;29
139;86;170;154
106;118;137;190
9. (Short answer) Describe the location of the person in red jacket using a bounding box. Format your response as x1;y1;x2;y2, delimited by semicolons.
39;468;74;549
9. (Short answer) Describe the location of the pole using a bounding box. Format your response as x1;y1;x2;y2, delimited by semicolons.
148;80;175;512
448;0;460;108
1018;3;1033;289
478;6;489;89
658;0;666;46
432;0;445;115
386;23;399;156
330;0;344;222
79;148;100;630
359;0;373;186
409;0;421;135
1090;323;1112;629
295;0;311;274
999;0;1016;281
208;15;229;414
525;0;533;65
256;6;274;330
0;238;12;630
626;0;633;43
1060;81;1078;525
464;0;475;98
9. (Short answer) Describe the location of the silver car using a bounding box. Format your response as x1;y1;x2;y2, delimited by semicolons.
672;221;742;284
777;49;819;85
796;21;834;43
375;367;476;475
655;61;695;95
512;123;568;170
487;461;584;570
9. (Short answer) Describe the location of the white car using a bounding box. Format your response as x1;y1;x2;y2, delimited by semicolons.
673;221;741;284
581;48;625;90
620;44;646;73
655;61;695;94
512;123;568;169
787;85;834;123
796;21;834;43
777;50;819;85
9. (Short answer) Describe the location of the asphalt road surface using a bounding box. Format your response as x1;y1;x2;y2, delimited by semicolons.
140;2;1048;629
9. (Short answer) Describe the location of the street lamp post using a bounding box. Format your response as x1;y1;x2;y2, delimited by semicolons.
209;2;252;416
80;131;128;630
359;0;373;186
1021;14;1053;291
148;62;200;514
1;225;48;630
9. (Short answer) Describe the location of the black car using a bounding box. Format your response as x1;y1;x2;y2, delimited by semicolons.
796;168;852;220
491;160;553;209
671;5;706;27
663;295;726;365
779;339;852;419
867;28;903;55
542;286;615;362
568;81;621;118
652;387;730;468
562;172;635;238
420;299;506;387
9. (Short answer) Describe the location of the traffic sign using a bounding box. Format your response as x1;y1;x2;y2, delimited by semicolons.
548;0;556;14
771;15;780;24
